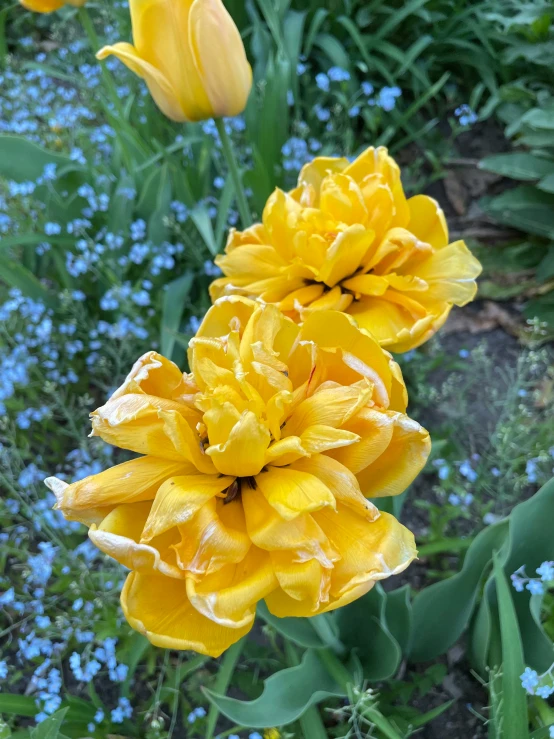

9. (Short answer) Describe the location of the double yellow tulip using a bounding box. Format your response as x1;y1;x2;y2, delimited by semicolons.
97;0;252;122
19;0;86;11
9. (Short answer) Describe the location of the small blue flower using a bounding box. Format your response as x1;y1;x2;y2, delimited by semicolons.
315;73;329;92
520;667;539;693
536;561;554;582
526;579;544;596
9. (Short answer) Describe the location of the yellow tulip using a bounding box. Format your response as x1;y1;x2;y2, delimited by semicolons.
210;146;483;353
96;0;252;122
47;299;430;657
19;0;86;11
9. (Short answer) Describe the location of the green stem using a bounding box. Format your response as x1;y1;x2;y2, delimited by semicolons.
311;614;346;656
317;648;354;693
285;641;328;739
78;7;125;118
205;637;246;739
359;706;404;739
214;117;252;229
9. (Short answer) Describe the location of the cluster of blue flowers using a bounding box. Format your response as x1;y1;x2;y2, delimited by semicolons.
511;561;554;596
520;665;554;702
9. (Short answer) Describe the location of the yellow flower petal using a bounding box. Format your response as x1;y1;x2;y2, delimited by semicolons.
121;571;252;657
173;497;251;576
110;351;190;402
299;424;360;455
299;310;393;407
318;225;374;288
407;194;449;248
255;466;336;520
296;156;350;206
189;0;252;118
314;505;417;599
270;551;331;610
97;43;188;122
186;547;277;628
206;410;270;476
326;407;395;474
355;412;431;497
291;454;378;520
142;474;234;541
341;273;389;297
90;394;200;460
242;484;338;566
47;456;189;512
20;0;65;11
89;502;184;579
412;240;482;305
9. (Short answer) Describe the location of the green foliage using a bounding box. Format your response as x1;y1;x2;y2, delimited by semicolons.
204;649;348;728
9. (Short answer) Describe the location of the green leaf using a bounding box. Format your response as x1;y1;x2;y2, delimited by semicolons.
530;726;554;739
108;172;137;235
483;187;554;240
313;33;350;69
536;246;554;282
120;632;151;699
0;136;76;182
203;649;347;729
409;520;509;662
303;8;328;56
469;592;493;675
190;205;218;257
538;173;554;194
479;153;554;181
0;696;36;718
410;699;455;729
336;586;402;680
497;476;554;672
0;260;57;308
493;553;529;739
0;234;74;251
257;601;326;649
160;271;194;362
30;709;69;739
384;585;413;655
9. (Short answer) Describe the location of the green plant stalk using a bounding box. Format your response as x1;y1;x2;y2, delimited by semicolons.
214;117;252;229
78;7;125;119
205;637;246;739
285;641;328;739
316;648;353;691
359;705;404;739
311;614;346;656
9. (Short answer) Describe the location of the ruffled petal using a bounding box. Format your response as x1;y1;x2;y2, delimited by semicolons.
355;412;431;497
142;473;234;541
47;456;189;512
313;505;417;599
291;454;378;520
173;497;251;576
242;485;338;566
407;194;449;248
186;547;277;627
255;466;336;520
206;410;270;476
121;571;252;657
89;502;184;579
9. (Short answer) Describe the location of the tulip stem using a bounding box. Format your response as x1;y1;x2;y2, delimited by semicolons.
214;117;252;229
311;614;347;656
78;7;125;119
204;636;246;739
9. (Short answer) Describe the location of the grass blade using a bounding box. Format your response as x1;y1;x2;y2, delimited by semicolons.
493;551;529;739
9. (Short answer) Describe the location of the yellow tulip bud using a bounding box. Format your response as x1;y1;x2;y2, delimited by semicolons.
97;0;252;122
20;0;86;12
